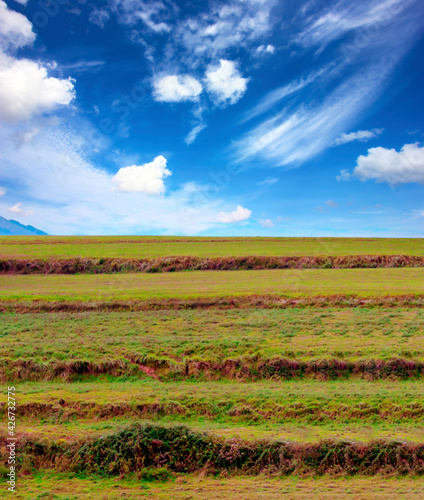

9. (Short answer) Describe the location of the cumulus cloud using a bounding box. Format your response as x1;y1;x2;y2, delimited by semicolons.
354;143;424;185
205;60;249;105
332;128;384;146
0;55;75;123
0;121;233;235
153;75;202;102
0;2;76;124
259;218;274;227
216;205;251;223
0;0;35;50
255;44;275;55
336;169;352;181
8;202;34;216
112;155;172;195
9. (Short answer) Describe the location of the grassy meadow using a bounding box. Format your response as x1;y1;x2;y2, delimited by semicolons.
1;268;424;303
1;237;424;497
1;235;424;259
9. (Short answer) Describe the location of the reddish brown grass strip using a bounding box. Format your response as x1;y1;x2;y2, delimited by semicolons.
1;357;424;381
2;255;424;274
1;295;423;313
2;400;423;421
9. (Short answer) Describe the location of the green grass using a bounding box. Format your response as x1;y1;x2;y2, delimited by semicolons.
3;472;423;499
1;268;424;302
3;379;424;430
1;236;423;259
1;309;423;363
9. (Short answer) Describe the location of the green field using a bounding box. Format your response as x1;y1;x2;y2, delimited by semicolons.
1;268;424;302
1;237;424;496
3;379;424;444
1;236;424;259
1;309;423;366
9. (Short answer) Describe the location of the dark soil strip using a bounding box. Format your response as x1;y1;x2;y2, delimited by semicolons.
2;255;424;274
1;357;424;381
1;295;424;313
2;424;424;476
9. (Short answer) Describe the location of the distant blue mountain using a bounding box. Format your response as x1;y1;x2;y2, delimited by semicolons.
0;216;48;236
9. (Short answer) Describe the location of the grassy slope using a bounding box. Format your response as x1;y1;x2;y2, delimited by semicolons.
4;473;424;499
2;379;424;443
1;309;423;363
1;268;424;302
1;236;424;258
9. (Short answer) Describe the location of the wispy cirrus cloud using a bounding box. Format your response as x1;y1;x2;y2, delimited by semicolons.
234;65;390;166
331;128;383;146
234;0;424;167
295;0;406;52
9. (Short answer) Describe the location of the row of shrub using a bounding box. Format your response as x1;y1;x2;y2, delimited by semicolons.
2;424;424;476
1;295;424;314
1;356;424;381
2;255;424;274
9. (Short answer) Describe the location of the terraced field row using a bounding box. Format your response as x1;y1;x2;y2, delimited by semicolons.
2;236;423;258
1;237;424;498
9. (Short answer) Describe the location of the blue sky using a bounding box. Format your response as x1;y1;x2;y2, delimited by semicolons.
0;0;423;236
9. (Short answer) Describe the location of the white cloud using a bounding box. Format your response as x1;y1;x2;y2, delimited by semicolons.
112;155;172;195
233;0;423;167
336;169;352;181
185;122;206;145
233;51;405;167
258;178;278;186
176;0;276;61
241;65;332;124
13;0;29;5
0;0;35;50
412;209;424;217
332;128;384;146
153;74;202;102
216;205;251;223
8;202;34;216
259;218;274;227
0;55;75;123
89;1;173;32
255;44;275;55
0;186;5;197
0;121;229;235
205;60;249;105
296;0;406;52
354;143;424;185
